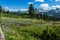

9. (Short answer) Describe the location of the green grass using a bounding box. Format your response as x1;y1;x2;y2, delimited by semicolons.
1;17;60;40
1;17;45;40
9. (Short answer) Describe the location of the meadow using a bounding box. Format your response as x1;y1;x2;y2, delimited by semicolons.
1;16;60;40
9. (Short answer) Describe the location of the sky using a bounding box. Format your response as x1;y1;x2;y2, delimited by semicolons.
0;0;60;11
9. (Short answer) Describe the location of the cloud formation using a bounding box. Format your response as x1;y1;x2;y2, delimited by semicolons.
20;9;28;12
50;5;60;10
35;0;44;2
40;3;60;10
55;0;60;2
40;3;49;10
28;2;33;4
4;7;18;12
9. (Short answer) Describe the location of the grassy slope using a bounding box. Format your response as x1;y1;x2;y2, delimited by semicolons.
1;17;60;40
1;17;45;40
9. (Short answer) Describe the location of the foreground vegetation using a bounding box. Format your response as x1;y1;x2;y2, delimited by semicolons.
0;17;60;40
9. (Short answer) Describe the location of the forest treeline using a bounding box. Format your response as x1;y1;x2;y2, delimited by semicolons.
0;4;60;21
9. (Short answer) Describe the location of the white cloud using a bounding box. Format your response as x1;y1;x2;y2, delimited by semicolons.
4;7;18;12
35;0;44;2
56;5;60;8
55;0;60;2
20;9;28;12
40;3;49;10
4;7;9;10
4;7;11;11
4;7;28;12
28;2;33;4
49;5;60;10
40;3;60;10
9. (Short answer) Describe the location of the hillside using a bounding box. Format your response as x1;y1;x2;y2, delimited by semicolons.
1;17;60;40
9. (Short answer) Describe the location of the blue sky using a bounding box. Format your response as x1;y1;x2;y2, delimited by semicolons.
0;0;60;11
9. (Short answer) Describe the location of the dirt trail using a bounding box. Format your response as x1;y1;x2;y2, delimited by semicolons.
0;26;5;40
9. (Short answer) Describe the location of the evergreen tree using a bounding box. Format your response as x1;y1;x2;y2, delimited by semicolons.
6;10;10;14
0;5;2;13
0;5;2;18
29;4;34;18
42;14;48;20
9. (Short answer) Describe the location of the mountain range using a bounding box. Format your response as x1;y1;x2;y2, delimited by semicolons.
16;8;60;18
